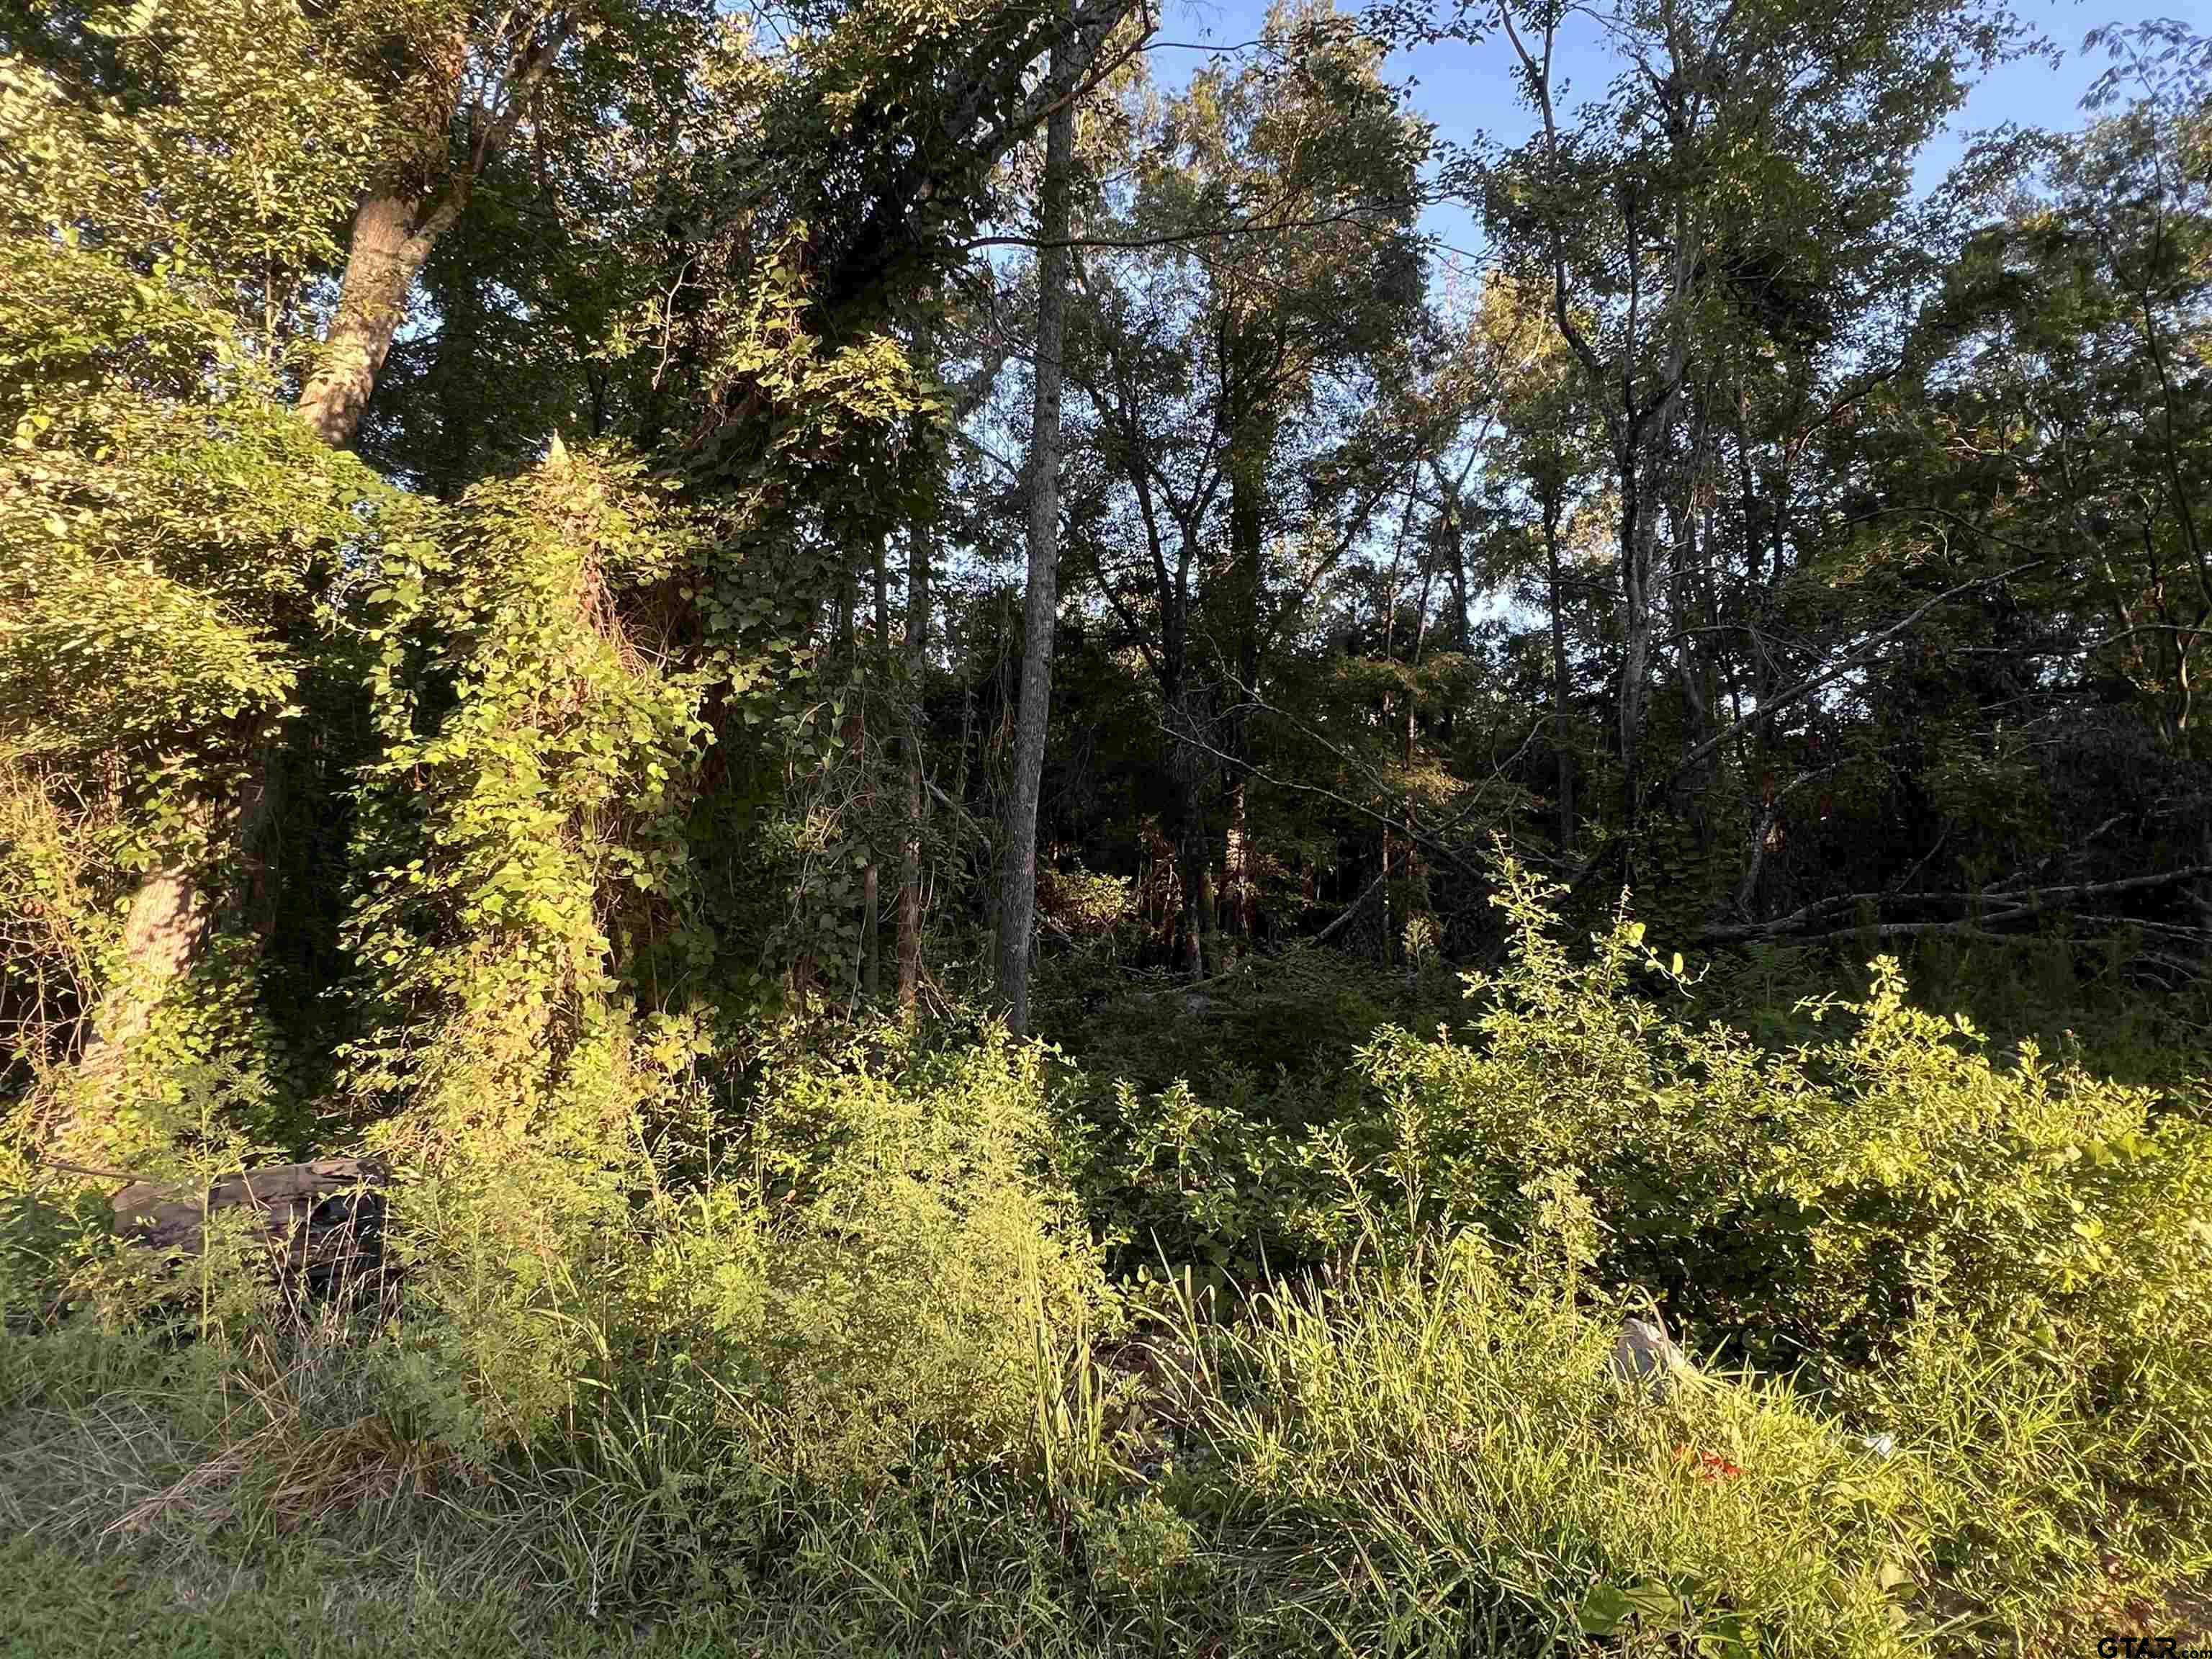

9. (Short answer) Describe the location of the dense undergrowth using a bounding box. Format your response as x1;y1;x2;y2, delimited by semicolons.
4;869;2208;1657
7;0;2212;1651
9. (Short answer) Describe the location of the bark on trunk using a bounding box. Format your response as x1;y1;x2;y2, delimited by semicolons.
994;26;1076;1035
67;752;274;1152
1400;683;1419;959
1617;474;1658;825
898;513;930;1021
860;863;880;999
76;865;208;1087
1544;490;1575;853
1447;504;1470;656
1219;379;1273;940
1175;832;1209;979
858;541;889;1002
1614;228;1696;832
1224;780;1251;938
297;192;454;449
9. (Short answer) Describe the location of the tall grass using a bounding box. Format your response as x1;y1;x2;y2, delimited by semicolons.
4;876;2209;1654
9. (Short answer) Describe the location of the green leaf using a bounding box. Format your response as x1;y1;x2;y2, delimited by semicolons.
1622;1581;1679;1624
1577;1582;1632;1637
1698;1611;1758;1655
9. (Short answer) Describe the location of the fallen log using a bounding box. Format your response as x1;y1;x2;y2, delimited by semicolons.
40;1156;390;1295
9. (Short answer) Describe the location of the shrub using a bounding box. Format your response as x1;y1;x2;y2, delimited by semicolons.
731;1027;1113;1483
1352;858;2212;1627
1182;1231;1927;1657
376;1023;1112;1490
1038;865;1134;943
4;863;2206;1651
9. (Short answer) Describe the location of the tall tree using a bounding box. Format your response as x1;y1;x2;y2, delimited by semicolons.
1063;4;1424;968
299;2;583;447
997;17;1081;1034
1483;0;2001;852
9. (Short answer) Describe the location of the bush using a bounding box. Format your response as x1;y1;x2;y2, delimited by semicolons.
1050;948;1458;1283
4;868;2207;1653
727;1026;1113;1483
1353;859;2212;1629
374;1022;1112;1489
1179;1231;1928;1657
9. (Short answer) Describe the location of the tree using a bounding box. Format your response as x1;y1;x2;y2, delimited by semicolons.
296;0;674;449
1062;2;1425;970
1481;0;2003;850
996;20;1081;1034
1475;278;1603;853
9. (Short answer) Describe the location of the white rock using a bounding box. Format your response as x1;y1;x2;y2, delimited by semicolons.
1611;1314;1691;1398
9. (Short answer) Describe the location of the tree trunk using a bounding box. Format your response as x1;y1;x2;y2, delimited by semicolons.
1614;230;1695;835
297;192;455;449
898;512;930;1020
833;576;876;1004
1224;779;1251;938
1401;683;1419;958
1226;398;1272;699
1220;376;1273;940
1545;489;1575;853
1617;472;1657;829
859;540;889;1001
1379;824;1393;966
1393;570;1437;962
66;198;446;1141
76;866;207;1079
1175;829;1209;979
994;25;1076;1035
65;52;497;1148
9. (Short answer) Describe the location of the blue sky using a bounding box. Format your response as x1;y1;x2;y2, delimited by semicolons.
1147;0;2212;259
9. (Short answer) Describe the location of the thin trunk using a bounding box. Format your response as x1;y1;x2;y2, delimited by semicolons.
859;540;889;1001
1220;342;1272;942
1379;826;1393;966
1544;489;1575;854
898;513;930;1020
1398;585;1431;962
1669;391;1722;832
860;865;880;999
1199;860;1218;970
1447;504;1470;656
872;539;891;642
1176;822;1209;979
1224;781;1251;938
1618;465;1658;826
835;577;874;1004
1401;676;1419;955
994;25;1076;1035
1616;222;1696;830
1226;392;1272;696
1163;660;1214;981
